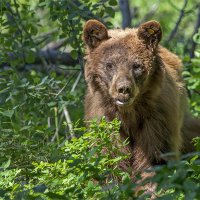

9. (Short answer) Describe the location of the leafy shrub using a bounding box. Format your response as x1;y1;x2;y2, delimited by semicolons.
0;119;137;199
183;30;200;116
0;68;84;167
150;137;200;200
1;117;200;199
0;0;117;66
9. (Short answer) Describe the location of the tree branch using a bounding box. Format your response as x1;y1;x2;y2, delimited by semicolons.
136;1;160;26
118;0;131;28
37;49;77;66
190;5;200;58
0;49;78;68
42;38;68;51
166;0;188;43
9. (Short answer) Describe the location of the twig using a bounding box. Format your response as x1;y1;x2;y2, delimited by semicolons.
33;28;58;40
47;117;51;128
71;71;82;93
166;0;188;43
51;111;65;143
167;0;181;12
54;71;82;141
55;71;78;98
190;5;200;58
51;107;59;142
136;1;160;26
47;117;51;141
63;71;82;138
63;107;75;138
42;38;68;51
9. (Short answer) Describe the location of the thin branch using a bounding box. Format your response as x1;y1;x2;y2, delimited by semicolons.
118;0;131;28
63;71;82;139
52;71;82;141
51;107;59;142
37;49;77;66
166;0;188;43
71;71;82;93
136;1;160;26
167;0;181;12
33;28;58;40
190;5;200;58
63;107;75;138
55;71;78;98
42;38;68;51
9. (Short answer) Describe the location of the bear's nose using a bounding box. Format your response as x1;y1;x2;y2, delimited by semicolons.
117;84;132;95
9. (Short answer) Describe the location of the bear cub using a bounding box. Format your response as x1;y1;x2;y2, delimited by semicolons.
82;19;200;178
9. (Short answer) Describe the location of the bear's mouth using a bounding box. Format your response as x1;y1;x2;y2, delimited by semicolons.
115;98;134;107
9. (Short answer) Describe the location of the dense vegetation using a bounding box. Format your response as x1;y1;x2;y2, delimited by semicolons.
0;0;200;199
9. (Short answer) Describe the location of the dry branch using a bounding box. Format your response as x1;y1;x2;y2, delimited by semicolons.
190;5;200;58
136;2;160;26
42;38;68;51
37;49;77;66
0;49;78;69
166;0;188;43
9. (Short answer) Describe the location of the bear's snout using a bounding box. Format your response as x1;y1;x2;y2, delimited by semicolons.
113;75;136;107
117;82;132;95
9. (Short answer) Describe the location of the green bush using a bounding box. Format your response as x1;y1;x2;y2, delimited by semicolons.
183;30;200;116
0;119;200;199
0;119;136;199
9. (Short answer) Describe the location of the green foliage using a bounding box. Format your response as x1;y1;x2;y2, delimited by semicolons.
151;138;200;200
0;160;21;199
0;119;136;199
0;0;39;66
29;119;131;199
0;0;117;66
0;119;200;199
183;30;200;116
0;68;84;166
0;0;200;199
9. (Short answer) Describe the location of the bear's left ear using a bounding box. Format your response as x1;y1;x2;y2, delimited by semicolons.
83;19;109;49
137;20;162;48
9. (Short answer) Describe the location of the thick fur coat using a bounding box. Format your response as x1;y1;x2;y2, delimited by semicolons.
82;20;200;177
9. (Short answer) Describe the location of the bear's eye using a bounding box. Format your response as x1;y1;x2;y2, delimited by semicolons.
133;63;141;70
106;62;113;70
132;64;143;77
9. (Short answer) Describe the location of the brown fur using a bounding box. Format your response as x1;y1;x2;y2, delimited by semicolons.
82;20;200;179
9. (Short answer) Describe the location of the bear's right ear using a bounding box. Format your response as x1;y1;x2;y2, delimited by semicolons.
137;20;162;48
83;20;109;49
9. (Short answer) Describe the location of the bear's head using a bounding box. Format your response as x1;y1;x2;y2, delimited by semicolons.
83;19;163;109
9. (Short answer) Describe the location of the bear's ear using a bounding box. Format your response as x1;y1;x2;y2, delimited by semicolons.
83;19;109;49
137;20;162;48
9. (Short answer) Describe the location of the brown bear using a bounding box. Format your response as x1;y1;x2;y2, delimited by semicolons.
82;19;200;182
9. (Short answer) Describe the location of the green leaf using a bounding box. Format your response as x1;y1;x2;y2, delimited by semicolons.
193;33;200;44
47;102;57;107
30;25;38;36
1;110;14;118
109;0;118;6
25;51;36;64
20;126;31;131
1;159;11;169
71;50;78;60
105;7;115;18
